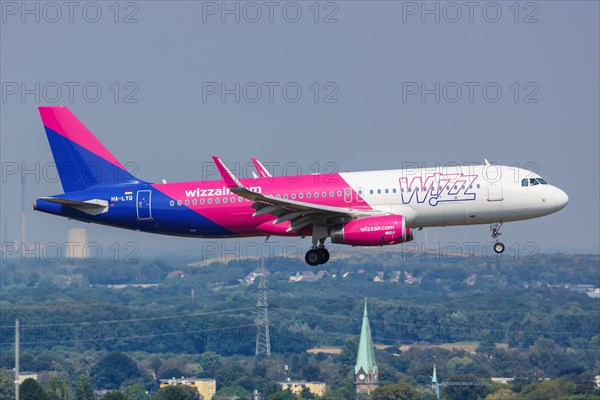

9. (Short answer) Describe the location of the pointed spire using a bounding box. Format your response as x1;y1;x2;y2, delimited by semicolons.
355;298;378;375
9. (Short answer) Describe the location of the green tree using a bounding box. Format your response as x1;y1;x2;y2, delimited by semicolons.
19;378;47;400
518;379;577;400
0;370;15;400
300;386;316;399
154;385;201;400
301;364;321;382
91;352;141;390
46;376;72;400
74;375;96;400
484;388;517;399
198;352;222;377
267;389;297;400
103;392;127;400
338;336;360;376
369;382;420;400
443;375;490;400
121;383;151;400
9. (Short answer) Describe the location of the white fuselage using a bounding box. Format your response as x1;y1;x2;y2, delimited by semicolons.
341;165;569;228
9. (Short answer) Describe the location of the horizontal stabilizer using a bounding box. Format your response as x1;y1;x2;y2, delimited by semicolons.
36;197;109;215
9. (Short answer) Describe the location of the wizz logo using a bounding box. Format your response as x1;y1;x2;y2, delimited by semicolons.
399;173;478;206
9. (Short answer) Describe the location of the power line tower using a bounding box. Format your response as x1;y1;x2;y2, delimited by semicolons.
255;258;271;357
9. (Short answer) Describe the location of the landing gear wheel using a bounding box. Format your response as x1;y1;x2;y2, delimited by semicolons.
305;249;321;266
317;248;330;264
494;242;505;254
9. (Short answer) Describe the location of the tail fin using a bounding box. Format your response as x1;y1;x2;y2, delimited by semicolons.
39;106;143;192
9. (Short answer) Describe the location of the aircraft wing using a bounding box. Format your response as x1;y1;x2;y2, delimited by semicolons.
213;156;387;232
251;158;272;178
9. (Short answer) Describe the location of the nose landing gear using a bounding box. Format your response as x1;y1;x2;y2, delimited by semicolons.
491;222;505;254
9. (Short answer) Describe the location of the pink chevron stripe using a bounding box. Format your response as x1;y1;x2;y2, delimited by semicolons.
39;106;126;170
151;174;372;236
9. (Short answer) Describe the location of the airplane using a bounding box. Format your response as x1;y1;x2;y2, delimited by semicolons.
33;106;569;265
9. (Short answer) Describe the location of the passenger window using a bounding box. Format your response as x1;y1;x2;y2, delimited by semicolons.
201;199;205;205
208;198;212;204
193;199;197;205
231;197;235;202
385;189;389;194
299;193;304;199
377;189;381;194
177;200;182;206
370;190;373;195
284;194;288;199
337;191;342;196
314;192;319;198
223;198;227;203
215;198;220;204
169;200;174;206
291;193;296;199
323;192;327;197
306;193;311;198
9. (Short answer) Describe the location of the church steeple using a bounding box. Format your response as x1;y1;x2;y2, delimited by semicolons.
354;298;378;395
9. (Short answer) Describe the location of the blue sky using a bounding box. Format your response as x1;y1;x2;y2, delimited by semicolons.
1;1;598;257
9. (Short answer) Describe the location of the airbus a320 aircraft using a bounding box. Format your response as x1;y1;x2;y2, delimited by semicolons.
34;106;569;265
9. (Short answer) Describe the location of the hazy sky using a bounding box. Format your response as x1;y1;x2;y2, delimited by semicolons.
1;1;598;258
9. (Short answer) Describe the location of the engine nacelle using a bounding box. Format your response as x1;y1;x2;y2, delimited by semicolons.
330;215;413;246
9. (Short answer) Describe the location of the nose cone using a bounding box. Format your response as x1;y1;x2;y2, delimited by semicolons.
552;187;569;211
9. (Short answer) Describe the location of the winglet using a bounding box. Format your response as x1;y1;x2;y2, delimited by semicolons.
251;158;272;178
212;156;244;189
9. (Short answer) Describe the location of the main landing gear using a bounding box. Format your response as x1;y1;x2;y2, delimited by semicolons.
305;246;330;266
305;228;330;266
491;222;505;254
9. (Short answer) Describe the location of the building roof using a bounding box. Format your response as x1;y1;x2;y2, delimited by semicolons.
355;298;378;375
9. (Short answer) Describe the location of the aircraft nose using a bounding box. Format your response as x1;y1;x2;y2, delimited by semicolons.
553;187;569;211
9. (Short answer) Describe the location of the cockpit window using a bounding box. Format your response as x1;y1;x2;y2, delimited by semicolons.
523;177;548;187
